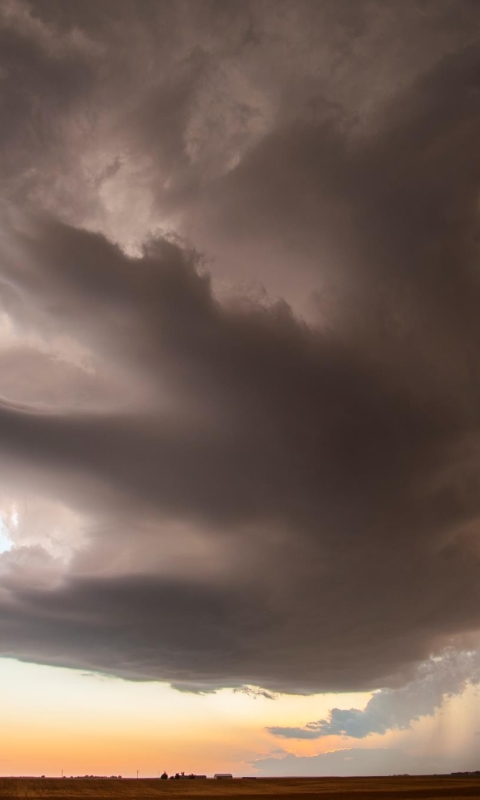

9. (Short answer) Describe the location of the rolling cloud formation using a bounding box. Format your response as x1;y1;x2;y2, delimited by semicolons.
0;1;479;695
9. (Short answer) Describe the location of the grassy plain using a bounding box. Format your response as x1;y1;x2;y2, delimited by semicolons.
0;776;479;800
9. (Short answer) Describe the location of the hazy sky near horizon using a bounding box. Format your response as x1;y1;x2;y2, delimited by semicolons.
1;0;480;777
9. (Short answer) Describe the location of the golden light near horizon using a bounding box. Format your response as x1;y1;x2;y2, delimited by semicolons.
0;659;374;777
1;657;480;777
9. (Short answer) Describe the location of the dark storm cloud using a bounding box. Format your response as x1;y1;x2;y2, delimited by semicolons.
1;573;272;690
0;0;98;202
0;1;480;695
0;217;443;531
0;214;479;693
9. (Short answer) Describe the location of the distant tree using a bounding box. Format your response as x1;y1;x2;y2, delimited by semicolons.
161;772;168;780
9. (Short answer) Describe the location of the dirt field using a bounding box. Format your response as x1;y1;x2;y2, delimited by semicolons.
0;776;479;800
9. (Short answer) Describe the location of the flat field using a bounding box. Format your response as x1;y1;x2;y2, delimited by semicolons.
0;776;479;800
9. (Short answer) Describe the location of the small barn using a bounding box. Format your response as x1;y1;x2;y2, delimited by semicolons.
214;773;233;779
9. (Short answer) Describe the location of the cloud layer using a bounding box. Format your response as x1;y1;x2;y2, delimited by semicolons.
0;1;480;695
268;649;480;738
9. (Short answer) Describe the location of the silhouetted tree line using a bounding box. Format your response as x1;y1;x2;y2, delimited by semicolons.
160;772;206;780
450;771;480;777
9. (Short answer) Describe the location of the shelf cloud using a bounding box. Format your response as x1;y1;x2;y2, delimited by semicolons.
1;1;480;696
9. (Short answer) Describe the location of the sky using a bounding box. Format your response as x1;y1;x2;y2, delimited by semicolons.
1;0;480;778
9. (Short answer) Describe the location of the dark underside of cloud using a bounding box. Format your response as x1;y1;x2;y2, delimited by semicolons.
0;1;480;695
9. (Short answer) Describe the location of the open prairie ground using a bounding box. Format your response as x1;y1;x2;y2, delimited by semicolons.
0;777;479;800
